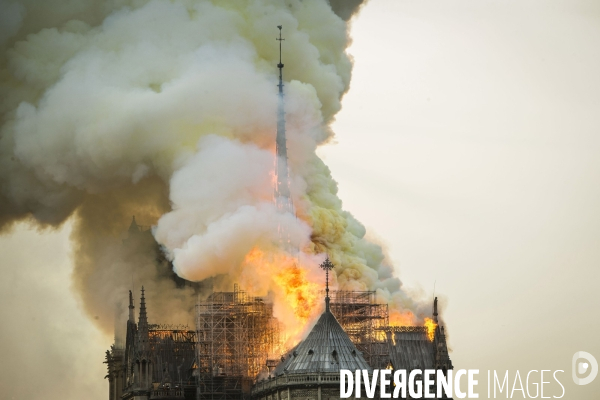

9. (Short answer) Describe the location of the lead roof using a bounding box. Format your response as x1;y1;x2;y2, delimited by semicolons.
274;310;372;375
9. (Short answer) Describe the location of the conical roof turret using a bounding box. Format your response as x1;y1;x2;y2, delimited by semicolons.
274;310;372;375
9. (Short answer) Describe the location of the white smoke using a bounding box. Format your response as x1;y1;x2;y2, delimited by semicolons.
0;0;429;340
154;135;313;281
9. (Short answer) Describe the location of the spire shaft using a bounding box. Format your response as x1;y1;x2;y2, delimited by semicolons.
275;25;291;204
325;268;330;312
274;25;295;253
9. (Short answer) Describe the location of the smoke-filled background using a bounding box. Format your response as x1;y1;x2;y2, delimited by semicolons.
1;0;426;345
1;0;600;399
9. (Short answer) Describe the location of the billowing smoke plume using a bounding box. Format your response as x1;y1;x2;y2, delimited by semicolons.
0;0;429;341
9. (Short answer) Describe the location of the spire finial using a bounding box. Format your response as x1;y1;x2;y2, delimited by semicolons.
320;256;334;312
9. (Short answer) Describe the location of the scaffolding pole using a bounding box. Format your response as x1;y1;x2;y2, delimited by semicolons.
328;290;390;369
195;287;280;400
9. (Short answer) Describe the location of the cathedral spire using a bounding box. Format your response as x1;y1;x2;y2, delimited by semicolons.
138;287;148;330
433;296;439;323
320;257;334;312
128;290;134;322
274;25;292;210
274;25;295;252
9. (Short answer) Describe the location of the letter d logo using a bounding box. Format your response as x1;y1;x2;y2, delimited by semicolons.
572;351;598;385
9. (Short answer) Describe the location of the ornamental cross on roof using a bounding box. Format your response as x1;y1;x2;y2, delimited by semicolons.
320;256;334;312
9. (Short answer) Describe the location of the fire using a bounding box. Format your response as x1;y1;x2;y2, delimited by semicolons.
389;310;437;342
273;265;320;321
389;309;417;327
242;246;321;347
424;317;437;342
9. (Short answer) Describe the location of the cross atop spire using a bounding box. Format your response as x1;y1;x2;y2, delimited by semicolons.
320;257;335;312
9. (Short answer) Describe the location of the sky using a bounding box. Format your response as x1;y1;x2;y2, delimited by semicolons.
1;0;599;398
321;0;600;398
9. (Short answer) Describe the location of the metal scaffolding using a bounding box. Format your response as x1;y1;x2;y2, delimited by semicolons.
328;290;390;369
195;285;280;400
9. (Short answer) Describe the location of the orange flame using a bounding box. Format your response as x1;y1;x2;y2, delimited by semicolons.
274;265;320;321
390;311;437;342
242;247;321;347
424;317;437;342
389;309;417;326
